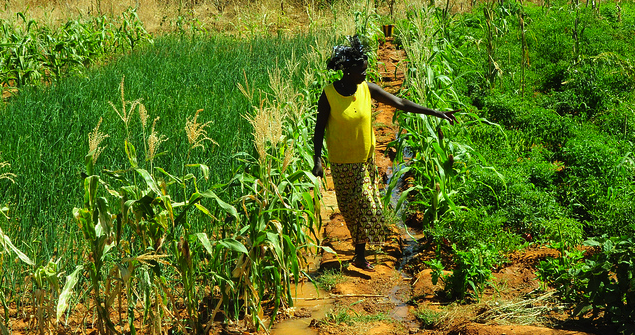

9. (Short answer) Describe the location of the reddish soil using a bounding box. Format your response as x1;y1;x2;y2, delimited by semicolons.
309;39;601;335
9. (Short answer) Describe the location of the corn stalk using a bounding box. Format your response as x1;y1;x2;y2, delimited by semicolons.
231;61;322;329
484;0;498;89
390;1;503;249
0;9;152;91
519;0;529;96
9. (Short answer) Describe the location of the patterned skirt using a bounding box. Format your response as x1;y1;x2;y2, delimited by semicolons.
331;157;388;245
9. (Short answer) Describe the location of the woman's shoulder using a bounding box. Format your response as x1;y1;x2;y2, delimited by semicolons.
365;81;381;91
323;82;336;96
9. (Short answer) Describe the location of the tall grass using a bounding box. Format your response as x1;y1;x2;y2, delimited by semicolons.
0;33;322;280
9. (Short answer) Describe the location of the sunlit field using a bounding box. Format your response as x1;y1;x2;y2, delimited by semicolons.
2;0;635;333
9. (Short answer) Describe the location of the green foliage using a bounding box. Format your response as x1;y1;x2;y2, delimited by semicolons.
446;243;500;301
0;34;320;278
575;236;635;333
538;218;584;248
438;0;635;251
395;2;635;312
322;307;390;326
1;31;331;332
436;209;523;253
54;56;322;331
0;224;33;266
316;269;346;291
414;308;443;329
538;236;635;333
0;8;152;89
429;243;501;301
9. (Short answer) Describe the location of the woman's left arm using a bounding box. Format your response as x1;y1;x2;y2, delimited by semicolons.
367;82;458;124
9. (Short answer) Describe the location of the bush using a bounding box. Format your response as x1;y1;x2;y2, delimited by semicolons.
480;92;524;126
588;188;635;236
441;209;522;253
537;59;570;92
592;103;635;141
538;217;584;247
443;243;502;301
539;236;635;334
560;133;622;178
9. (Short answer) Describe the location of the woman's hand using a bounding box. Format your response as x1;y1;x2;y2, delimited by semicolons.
439;109;460;125
312;158;324;178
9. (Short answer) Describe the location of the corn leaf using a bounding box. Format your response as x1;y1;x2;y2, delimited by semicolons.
219;238;249;255
154;167;183;184
397;184;424;214
200;189;238;220
56;265;83;321
195;233;214;256
186;164;210;181
125;140;138;168
135;168;161;196
0;226;34;265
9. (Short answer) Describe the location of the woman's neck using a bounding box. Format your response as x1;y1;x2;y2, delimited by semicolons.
334;79;359;96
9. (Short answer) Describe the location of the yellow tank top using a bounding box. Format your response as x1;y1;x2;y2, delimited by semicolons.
324;81;375;163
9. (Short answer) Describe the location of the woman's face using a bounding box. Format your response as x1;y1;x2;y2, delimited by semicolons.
346;60;368;84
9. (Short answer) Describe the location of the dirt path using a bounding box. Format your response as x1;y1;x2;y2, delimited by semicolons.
310;40;601;335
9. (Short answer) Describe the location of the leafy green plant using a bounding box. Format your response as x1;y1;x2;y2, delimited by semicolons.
442;243;500;301
321;307;390;326
0;8;153;91
414;307;443;329
229;62;325;328
316;269;346;291
31;260;61;334
537;235;635;334
573;236;635;333
425;242;500;302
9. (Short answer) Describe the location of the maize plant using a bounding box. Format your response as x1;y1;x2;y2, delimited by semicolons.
58;67;322;332
229;64;323;329
0;8;152;91
388;2;502;244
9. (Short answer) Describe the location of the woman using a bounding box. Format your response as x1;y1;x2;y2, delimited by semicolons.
312;36;457;271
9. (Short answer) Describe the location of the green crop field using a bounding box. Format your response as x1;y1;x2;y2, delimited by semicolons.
1;9;336;330
1;33;323;260
2;0;635;333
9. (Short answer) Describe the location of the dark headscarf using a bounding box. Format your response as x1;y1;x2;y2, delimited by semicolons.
326;35;369;71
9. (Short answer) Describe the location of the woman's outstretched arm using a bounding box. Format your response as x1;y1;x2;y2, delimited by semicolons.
367;82;458;124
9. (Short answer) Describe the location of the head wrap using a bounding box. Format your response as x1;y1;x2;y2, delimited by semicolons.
327;35;369;71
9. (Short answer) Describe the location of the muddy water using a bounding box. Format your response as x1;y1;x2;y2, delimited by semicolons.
385;144;426;330
388;285;410;321
271;242;333;334
271;283;333;335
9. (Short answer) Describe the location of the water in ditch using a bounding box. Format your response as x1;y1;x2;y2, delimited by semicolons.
384;143;426;328
271;250;332;335
270;282;332;335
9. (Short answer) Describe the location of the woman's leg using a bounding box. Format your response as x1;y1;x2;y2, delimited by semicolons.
331;161;381;271
354;242;374;270
331;162;366;244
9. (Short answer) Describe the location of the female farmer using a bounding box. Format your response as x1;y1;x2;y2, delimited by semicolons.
312;36;457;271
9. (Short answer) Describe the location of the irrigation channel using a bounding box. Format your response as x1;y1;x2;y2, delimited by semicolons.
272;39;423;334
